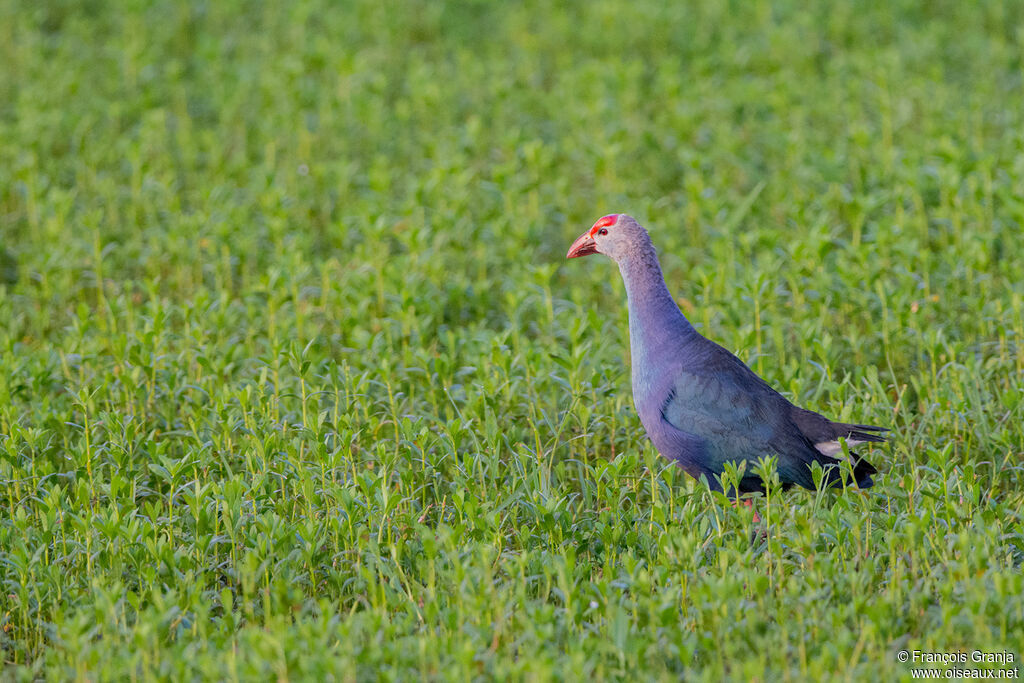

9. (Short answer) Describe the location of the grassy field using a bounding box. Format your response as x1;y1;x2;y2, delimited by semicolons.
2;0;1024;679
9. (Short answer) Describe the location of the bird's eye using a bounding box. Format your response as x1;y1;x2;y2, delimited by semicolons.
598;228;608;236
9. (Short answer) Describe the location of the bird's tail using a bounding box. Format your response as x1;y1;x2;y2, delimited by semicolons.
850;454;878;488
837;422;889;445
819;450;878;489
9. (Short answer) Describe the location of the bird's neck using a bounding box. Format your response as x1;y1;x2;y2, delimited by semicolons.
617;244;695;394
617;244;692;335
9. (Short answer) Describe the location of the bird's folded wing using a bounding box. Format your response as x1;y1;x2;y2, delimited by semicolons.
658;365;832;489
659;369;784;448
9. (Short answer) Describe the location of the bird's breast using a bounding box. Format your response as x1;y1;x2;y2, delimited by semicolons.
629;355;675;435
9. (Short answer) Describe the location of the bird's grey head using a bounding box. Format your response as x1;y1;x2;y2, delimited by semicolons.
566;214;651;263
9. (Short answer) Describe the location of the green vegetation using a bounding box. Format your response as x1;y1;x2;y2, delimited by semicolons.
2;0;1023;679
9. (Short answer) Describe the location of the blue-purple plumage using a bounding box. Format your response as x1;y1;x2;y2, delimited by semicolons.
568;214;886;494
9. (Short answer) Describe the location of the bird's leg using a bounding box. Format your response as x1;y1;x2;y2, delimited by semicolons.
740;498;767;545
739;497;761;524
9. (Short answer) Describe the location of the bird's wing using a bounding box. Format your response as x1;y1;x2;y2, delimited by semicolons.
659;342;842;489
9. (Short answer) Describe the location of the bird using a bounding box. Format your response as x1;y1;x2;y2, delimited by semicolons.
566;214;886;500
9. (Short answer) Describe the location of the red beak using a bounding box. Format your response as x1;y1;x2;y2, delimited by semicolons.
566;231;599;258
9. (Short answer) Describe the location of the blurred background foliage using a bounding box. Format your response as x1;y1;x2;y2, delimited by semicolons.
1;0;1022;679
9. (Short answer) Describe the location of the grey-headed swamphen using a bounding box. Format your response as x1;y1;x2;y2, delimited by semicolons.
567;214;886;500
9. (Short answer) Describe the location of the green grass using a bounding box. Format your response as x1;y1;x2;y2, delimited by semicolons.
2;0;1024;680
